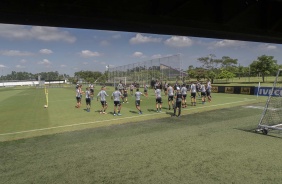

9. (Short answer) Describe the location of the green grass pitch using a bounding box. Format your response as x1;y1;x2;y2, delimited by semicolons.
2;86;282;183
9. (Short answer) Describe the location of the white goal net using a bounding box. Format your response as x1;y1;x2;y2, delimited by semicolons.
257;69;282;135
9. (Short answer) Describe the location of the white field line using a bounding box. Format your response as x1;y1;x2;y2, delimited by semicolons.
244;106;282;111
0;99;255;136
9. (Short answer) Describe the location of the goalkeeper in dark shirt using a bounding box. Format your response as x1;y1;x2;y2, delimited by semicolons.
172;87;183;117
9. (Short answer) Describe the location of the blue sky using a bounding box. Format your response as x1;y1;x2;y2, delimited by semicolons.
0;23;281;76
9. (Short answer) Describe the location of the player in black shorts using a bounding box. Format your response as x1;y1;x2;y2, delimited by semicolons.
172;87;183;117
85;87;91;112
123;87;128;103
97;86;109;114
155;85;162;112
181;84;188;108
111;87;123;116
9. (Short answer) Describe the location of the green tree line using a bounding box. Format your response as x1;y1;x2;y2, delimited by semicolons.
0;54;279;84
188;54;279;83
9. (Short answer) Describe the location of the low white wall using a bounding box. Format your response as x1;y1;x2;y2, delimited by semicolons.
0;80;65;87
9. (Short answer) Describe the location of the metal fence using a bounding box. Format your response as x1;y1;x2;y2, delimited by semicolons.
108;54;186;85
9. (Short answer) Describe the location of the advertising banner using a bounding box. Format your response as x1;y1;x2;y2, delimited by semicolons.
225;87;234;93
241;87;251;94
211;86;218;93
254;87;282;96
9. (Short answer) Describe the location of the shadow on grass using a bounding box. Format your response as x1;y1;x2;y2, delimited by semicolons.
234;127;282;139
166;111;175;116
147;109;156;112
129;110;138;114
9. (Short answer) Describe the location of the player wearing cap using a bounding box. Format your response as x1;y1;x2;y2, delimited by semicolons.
172;87;183;117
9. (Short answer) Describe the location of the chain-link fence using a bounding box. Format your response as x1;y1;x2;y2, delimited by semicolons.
108;54;186;85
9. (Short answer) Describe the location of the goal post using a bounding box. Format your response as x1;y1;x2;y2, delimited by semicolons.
257;69;282;135
44;85;49;108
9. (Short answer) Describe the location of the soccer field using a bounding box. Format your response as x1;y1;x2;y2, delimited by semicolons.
0;86;263;141
2;86;282;183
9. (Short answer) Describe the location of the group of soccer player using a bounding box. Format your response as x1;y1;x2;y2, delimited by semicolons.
75;79;212;117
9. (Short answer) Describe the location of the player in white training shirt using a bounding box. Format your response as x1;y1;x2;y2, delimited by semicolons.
200;83;206;104
190;82;197;106
135;88;145;114
85;87;91;112
181;83;188;108
167;84;174;110
155;85;162;112
206;80;212;102
97;86;109;114
111;87;123;116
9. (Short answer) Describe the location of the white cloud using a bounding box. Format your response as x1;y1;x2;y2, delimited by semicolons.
258;43;277;51
132;52;146;58
0;64;7;68
0;50;34;56
83;62;88;65
0;24;76;43
39;49;53;54
80;50;101;57
267;45;277;50
38;59;51;65
16;65;26;68
164;36;193;47
100;62;106;65
209;39;246;49
31;26;76;43
60;64;67;67
130;33;162;44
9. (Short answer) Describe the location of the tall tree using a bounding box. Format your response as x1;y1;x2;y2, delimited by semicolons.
197;54;221;70
221;56;238;72
250;55;278;82
197;54;221;83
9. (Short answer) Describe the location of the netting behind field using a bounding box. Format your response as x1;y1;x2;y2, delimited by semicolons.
259;69;282;127
108;54;187;85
